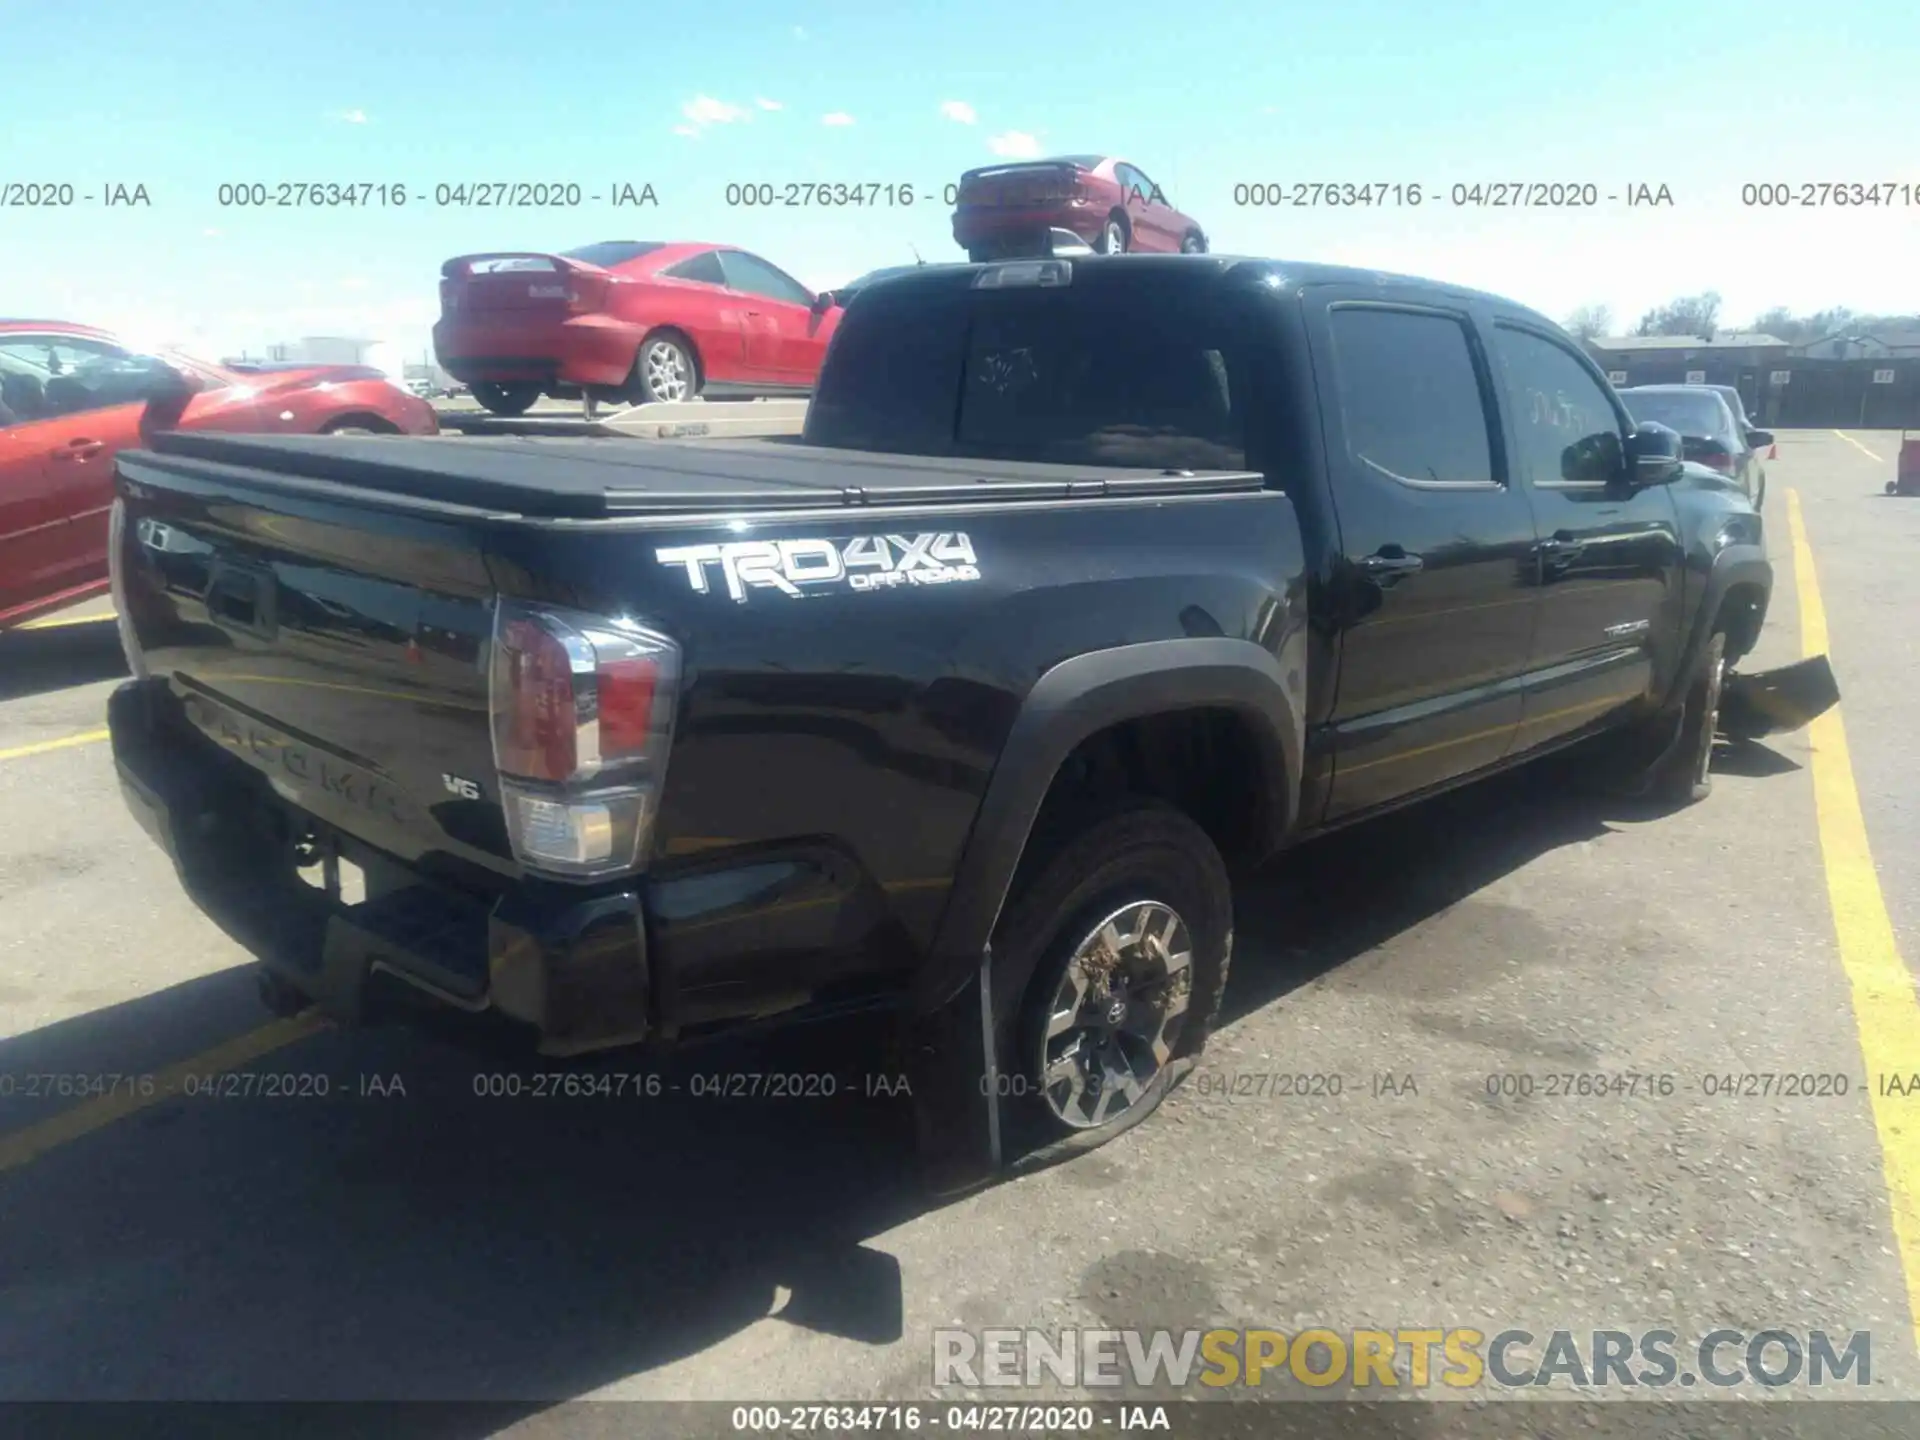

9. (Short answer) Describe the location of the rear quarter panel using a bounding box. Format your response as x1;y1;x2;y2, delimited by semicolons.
484;489;1309;997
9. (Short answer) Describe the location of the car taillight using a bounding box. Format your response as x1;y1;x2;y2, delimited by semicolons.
488;601;681;880
1700;451;1733;472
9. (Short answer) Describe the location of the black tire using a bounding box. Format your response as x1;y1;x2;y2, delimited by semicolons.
991;801;1232;1163
321;420;383;436
1180;231;1207;254
473;382;540;417
1098;216;1129;254
968;248;992;264
632;332;698;404
1646;630;1727;805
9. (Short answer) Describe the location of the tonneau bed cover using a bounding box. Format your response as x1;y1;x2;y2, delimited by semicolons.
132;429;1264;521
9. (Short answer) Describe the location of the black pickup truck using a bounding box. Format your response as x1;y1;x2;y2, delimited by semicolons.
105;255;1835;1189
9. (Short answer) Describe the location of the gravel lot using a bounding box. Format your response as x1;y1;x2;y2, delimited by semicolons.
0;429;1915;1431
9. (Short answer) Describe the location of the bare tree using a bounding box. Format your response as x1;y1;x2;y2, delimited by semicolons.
1633;292;1722;339
1563;305;1613;340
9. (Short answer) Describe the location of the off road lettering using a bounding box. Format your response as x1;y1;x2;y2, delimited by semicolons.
657;533;979;602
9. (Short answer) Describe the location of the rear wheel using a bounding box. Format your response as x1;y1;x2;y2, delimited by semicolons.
993;802;1232;1158
632;333;697;404
1098;217;1128;254
1180;231;1207;254
473;382;540;417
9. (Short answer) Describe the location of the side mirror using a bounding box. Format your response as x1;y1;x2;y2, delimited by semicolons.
136;358;201;433
1624;421;1685;487
809;290;838;317
1746;428;1774;449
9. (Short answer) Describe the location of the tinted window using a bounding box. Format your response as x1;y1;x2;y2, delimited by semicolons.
1620;389;1732;440
1494;327;1624;485
662;251;727;286
806;274;1257;469
719;251;813;306
0;334;142;424
1327;308;1497;487
560;241;665;268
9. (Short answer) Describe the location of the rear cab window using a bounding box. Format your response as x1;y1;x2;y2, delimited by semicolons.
805;267;1265;470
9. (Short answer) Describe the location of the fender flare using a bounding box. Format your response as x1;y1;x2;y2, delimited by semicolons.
1665;544;1771;709
916;637;1302;1014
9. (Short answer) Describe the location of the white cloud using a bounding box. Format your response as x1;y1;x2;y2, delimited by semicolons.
202;228;222;238
672;124;701;139
940;100;977;125
821;112;855;127
682;95;750;126
987;130;1041;158
756;96;784;111
792;24;807;39
336;108;368;124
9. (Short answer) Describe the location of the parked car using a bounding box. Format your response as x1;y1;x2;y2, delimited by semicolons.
107;256;1837;1192
1706;383;1772;502
0;320;436;629
951;155;1208;262
1617;384;1771;508
432;240;844;417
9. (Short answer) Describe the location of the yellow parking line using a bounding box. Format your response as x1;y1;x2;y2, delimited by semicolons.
1831;430;1884;463
1787;487;1920;1358
0;1011;328;1174
0;728;109;763
16;611;118;631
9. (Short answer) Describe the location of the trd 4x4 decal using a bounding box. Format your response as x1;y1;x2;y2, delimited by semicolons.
655;533;980;603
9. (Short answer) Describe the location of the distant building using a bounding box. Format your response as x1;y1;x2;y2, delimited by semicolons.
1789;330;1920;360
265;335;377;366
1584;332;1920;427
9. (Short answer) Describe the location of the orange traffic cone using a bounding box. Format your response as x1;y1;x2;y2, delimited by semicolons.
1768;443;1777;460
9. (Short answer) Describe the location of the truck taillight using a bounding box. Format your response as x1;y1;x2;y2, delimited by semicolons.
488;602;681;880
440;278;460;313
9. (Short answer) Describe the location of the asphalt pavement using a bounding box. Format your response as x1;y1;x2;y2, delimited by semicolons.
0;430;1916;1429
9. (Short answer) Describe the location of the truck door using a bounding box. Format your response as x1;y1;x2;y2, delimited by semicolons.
1304;295;1541;821
1486;322;1685;752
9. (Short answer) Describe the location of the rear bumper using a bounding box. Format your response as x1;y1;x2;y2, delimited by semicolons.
952;204;1101;252
108;679;652;1057
431;314;643;390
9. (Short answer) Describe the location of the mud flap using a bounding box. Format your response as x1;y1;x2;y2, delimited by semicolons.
1721;655;1841;741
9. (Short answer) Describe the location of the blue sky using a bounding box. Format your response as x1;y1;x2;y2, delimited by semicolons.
5;0;1916;362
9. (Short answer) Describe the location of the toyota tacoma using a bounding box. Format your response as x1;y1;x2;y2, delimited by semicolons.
104;256;1837;1190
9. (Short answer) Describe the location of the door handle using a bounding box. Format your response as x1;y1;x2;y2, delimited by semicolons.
49;439;105;461
1537;532;1586;563
1359;547;1424;581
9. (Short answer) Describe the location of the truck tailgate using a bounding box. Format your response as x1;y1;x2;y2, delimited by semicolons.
114;450;509;885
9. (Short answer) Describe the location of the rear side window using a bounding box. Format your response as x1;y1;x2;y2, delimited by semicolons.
1620;390;1730;440
661;251;726;286
807;275;1255;469
1327;308;1497;487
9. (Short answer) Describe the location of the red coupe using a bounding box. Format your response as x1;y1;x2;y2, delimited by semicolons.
0;320;437;628
951;155;1209;262
432;240;845;416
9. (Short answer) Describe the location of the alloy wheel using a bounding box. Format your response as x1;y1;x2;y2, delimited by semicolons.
1037;899;1194;1129
644;341;690;402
